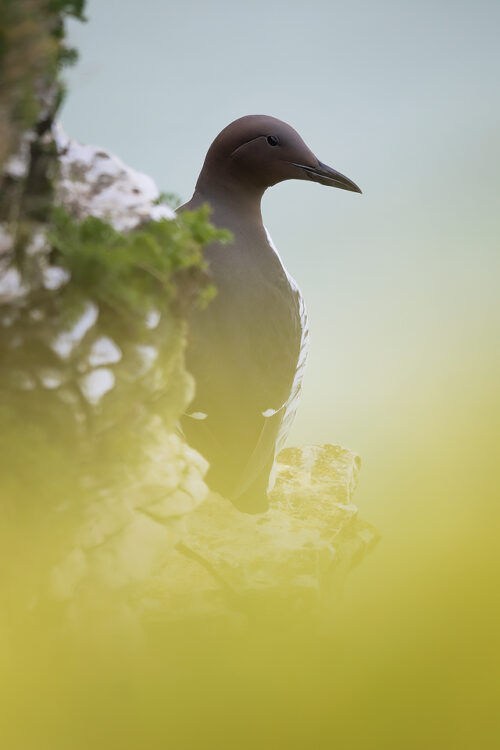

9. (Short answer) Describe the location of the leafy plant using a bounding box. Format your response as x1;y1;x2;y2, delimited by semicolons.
48;205;232;321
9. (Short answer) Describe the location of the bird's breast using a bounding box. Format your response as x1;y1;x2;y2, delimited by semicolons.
187;224;303;412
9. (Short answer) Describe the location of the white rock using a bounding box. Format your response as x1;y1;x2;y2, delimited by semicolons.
26;230;48;257
87;336;122;367
145;309;161;329
53;124;176;231
42;265;71;290
4;134;31;179
143;488;200;521
135;344;158;374
39;369;63;389
86;513;170;589
79;368;115;404
0;266;27;303
51;301;98;359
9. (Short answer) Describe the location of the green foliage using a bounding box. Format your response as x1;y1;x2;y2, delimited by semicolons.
0;0;87;170
153;192;182;209
57;45;79;68
48;205;232;320
48;0;87;20
50;2;88;73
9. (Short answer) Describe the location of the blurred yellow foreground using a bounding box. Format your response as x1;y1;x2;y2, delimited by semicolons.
1;356;498;750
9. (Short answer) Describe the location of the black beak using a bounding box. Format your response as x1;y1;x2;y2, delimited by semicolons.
292;160;362;193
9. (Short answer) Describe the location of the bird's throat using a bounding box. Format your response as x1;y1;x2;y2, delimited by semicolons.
193;175;265;229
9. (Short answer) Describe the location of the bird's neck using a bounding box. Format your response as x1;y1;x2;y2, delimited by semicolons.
193;172;265;227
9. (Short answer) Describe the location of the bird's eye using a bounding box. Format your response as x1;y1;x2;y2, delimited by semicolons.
267;135;280;147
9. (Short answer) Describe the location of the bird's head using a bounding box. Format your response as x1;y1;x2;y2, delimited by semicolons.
197;115;361;195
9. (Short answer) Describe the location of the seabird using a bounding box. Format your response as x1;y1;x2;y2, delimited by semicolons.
179;115;361;513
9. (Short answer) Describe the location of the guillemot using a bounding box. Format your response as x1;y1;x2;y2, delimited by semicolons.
179;115;361;513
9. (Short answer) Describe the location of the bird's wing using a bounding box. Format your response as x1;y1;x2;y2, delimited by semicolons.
262;227;310;490
183;227;308;502
229;301;308;500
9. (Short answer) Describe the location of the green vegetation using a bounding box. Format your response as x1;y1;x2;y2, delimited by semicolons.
49;205;232;322
0;0;86;168
0;201;232;505
153;191;183;208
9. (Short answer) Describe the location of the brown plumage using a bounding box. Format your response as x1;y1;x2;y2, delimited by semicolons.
179;115;361;513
